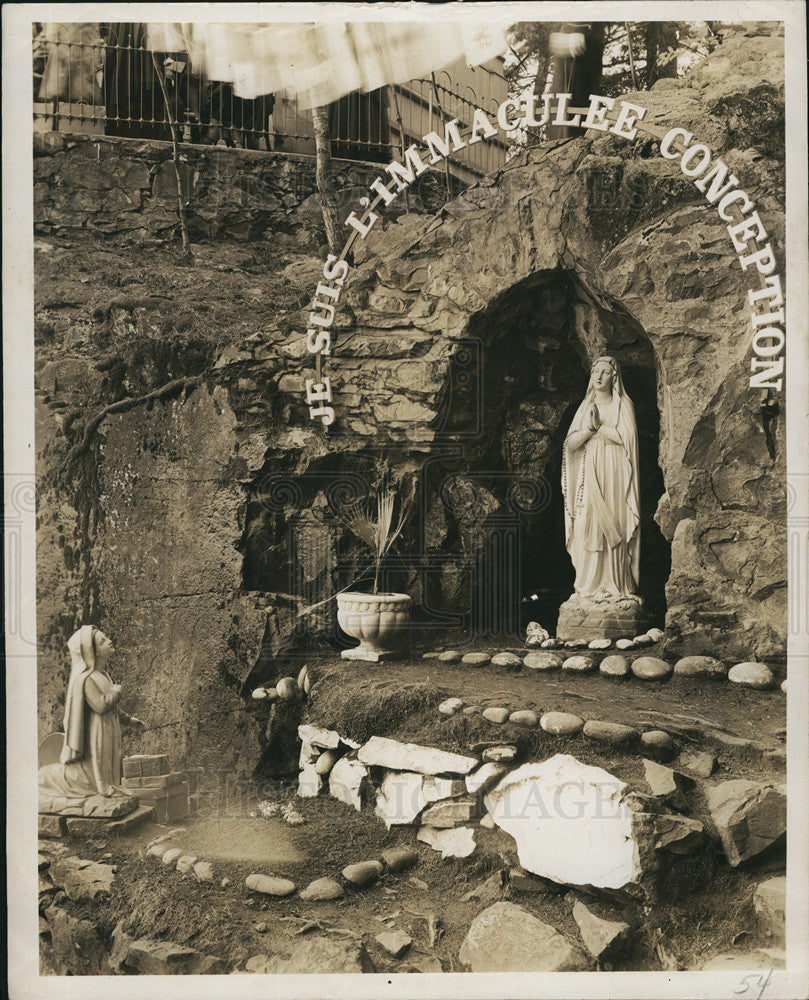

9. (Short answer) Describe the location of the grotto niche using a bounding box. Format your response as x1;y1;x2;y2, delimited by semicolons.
429;269;670;638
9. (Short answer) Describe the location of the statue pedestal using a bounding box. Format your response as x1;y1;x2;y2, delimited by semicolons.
557;593;645;642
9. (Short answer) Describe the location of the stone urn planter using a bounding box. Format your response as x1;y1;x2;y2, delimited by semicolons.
336;592;411;661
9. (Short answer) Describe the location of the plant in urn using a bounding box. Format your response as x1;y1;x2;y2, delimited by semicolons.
336;486;412;661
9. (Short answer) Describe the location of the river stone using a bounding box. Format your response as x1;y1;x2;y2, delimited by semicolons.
728;662;774;689
564;639;587;649
706;780;786;865
315;750;339;775
676;748;716;777
540;711;584;736
482;707;510;724
523;651;563;671
582;720;638;745
562;655;596;673
329;756;370;812
438;697;464;716
175;855;197;874
781;678;787;692
646;628;665;642
588;638;612;650
417;825;477;859
673;655;727;677
491;651;523;668
193;861;214;882
630;657;673;680
49;857;116;902
643;760;694;810
509;709;539;727
342;861;384;887
437;650;462;662
420;797;478;828
276;677;298;700
462;704;481;716
640;730;677;762
616;638;635;650
375;770;427;827
461;652;491;666
754;876;785;943
525;622;550;647
375;929;412;958
161;848;183;866
465;762;508;795
599;654;630;677
380;847;418;873
482;745;517;763
633;635;654;647
358;736;478;776
298;724;342;750
299;877;344;901
244;936;375;973
572;900;632;960
541;638;561;649
245;874;296;897
459;902;588;972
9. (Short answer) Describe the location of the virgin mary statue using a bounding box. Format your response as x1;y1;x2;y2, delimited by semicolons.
559;357;643;637
38;625;143;817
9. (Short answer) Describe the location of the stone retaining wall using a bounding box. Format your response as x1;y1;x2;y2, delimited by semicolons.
34;133;445;243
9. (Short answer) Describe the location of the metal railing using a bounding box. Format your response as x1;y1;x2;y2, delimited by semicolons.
33;30;512;180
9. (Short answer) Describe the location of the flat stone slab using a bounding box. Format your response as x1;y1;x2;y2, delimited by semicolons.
417;825;477;859
40;793;139;820
421;797;478;828
572;900;631;960
64;804;154;837
459;902;588;972
358;735;478;776
341;647;395;662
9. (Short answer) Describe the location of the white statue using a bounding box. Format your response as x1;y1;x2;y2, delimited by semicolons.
561;356;641;603
38;625;144;816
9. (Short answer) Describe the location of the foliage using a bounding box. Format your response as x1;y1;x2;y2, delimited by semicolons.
505;19;719;100
339;486;411;595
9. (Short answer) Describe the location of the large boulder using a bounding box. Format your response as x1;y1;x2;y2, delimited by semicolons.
459;902;589;972
706;780;786;865
484;754;703;895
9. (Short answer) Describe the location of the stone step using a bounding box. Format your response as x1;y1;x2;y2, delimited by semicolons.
64;804;155;837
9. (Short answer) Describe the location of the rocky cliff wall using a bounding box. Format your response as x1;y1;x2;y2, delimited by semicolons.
34;23;786;771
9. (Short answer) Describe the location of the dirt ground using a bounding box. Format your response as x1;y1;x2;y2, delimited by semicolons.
42;646;785;975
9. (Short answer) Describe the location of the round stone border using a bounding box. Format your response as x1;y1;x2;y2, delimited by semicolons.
424;646;782;692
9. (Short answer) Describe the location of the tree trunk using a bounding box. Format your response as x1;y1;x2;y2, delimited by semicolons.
311;105;341;254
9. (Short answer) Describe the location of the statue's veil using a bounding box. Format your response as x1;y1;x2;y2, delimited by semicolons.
61;625;97;764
